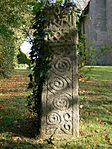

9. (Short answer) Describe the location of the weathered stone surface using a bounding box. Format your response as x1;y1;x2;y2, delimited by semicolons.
41;7;79;139
90;0;112;65
90;0;107;45
81;0;112;65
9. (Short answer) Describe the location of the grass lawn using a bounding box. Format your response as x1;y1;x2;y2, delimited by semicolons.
0;67;112;148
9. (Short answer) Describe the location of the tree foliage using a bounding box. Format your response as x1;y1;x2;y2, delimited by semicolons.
0;0;32;76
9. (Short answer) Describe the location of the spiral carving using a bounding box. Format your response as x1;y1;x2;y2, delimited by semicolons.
43;6;78;137
47;112;61;125
53;57;71;73
48;76;68;93
61;123;71;134
53;94;71;110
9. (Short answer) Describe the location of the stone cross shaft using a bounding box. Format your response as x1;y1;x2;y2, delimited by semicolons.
41;6;79;139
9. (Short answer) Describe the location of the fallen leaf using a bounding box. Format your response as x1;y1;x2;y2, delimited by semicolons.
78;75;83;81
0;116;2;120
0;106;4;109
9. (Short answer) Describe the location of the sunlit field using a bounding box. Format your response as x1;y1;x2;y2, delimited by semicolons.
0;67;112;148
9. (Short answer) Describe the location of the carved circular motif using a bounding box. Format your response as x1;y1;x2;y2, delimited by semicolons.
47;112;61;125
61;123;71;134
49;76;68;92
53;94;71;110
54;57;71;73
63;113;71;121
64;124;71;131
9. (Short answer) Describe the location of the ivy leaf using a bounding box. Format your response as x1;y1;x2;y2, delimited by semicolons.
28;74;33;82
28;82;33;89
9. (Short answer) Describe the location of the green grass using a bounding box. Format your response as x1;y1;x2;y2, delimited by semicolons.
0;67;112;148
81;66;112;81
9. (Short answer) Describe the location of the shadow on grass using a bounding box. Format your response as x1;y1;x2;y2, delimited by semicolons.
11;117;38;138
0;105;38;138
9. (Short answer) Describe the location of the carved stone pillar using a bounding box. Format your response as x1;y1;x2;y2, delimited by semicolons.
41;6;79;139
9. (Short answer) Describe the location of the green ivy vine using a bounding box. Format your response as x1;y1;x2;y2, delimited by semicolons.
27;2;51;134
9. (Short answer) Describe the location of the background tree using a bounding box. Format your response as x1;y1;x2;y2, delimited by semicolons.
0;0;33;77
